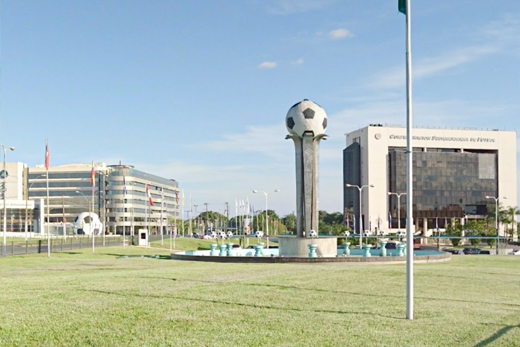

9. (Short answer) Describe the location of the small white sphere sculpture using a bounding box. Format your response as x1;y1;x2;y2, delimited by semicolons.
255;230;264;238
218;231;226;240
286;99;327;138
308;230;318;238
343;231;350;237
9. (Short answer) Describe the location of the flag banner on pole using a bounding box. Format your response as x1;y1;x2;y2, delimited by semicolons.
182;190;185;207
388;212;393;229
90;160;96;193
146;184;154;206
45;142;50;171
175;191;179;205
346;215;350;229
353;215;356;232
398;0;406;14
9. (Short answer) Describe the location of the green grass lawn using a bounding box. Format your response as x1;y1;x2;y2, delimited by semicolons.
0;247;519;346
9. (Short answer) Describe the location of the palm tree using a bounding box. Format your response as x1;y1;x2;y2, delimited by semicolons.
504;206;520;240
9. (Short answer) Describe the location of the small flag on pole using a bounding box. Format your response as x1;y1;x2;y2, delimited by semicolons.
45;142;50;171
146;184;154;206
181;190;185;207
90;160;96;193
175;191;179;205
388;212;393;229
398;0;406;14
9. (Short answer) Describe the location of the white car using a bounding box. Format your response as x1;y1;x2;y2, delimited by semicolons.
508;249;520;255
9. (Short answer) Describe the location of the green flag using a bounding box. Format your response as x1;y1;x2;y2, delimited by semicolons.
399;0;406;14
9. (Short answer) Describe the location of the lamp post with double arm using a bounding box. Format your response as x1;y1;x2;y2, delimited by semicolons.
346;184;374;249
253;189;279;249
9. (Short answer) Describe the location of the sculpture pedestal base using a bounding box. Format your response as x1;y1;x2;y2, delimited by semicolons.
279;235;337;257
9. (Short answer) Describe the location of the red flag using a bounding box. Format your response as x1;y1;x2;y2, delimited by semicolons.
45;143;50;171
90;160;96;193
146;184;154;206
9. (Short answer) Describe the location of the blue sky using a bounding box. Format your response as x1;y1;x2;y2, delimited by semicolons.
1;0;518;217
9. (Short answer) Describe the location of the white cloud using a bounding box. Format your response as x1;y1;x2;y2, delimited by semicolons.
257;61;277;69
368;14;519;90
327;28;354;40
291;58;304;65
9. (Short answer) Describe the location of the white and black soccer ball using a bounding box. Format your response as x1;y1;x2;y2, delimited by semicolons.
342;231;350;237
255;230;264;238
286;99;327;138
218;231;226;240
227;231;233;238
308;230;318;238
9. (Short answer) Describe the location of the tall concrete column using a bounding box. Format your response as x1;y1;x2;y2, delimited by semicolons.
285;100;327;238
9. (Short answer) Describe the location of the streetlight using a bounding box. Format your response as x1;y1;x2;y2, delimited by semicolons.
388;192;407;237
486;195;506;255
76;190;95;252
346;183;374;249
252;189;279;249
1;144;15;257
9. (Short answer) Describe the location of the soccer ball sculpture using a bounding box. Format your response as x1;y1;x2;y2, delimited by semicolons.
255;230;264;239
308;230;318;238
286;99;327;138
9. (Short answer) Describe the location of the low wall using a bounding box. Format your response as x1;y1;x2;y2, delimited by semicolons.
278;236;338;257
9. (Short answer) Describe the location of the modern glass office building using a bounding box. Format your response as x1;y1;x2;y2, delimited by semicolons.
343;125;517;236
27;163;180;235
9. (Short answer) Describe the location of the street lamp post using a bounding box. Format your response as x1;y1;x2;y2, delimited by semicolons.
388;192;407;237
346;184;374;249
1;145;15;257
486;195;506;255
253;189;279;249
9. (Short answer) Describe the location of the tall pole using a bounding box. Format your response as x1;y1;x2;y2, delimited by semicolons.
486;196;505;255
346;184;374;249
62;196;66;240
253;190;279;248
91;188;95;253
495;199;498;254
194;204;198;236
358;187;362;248
160;187;164;246
403;0;414;320
2;147;6;256
388;192;406;236
265;193;269;248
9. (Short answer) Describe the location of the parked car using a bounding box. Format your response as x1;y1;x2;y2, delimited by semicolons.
443;248;464;255
462;247;481;255
508;249;520;255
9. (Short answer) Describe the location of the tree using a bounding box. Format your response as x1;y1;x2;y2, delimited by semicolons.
446;219;463;246
282;213;296;233
504;206;520;241
464;220;485;246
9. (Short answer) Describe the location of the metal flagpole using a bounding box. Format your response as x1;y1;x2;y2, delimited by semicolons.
160;187;164;246
400;0;414;320
91;160;95;253
123;168;127;249
181;190;185;237
46;140;51;258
